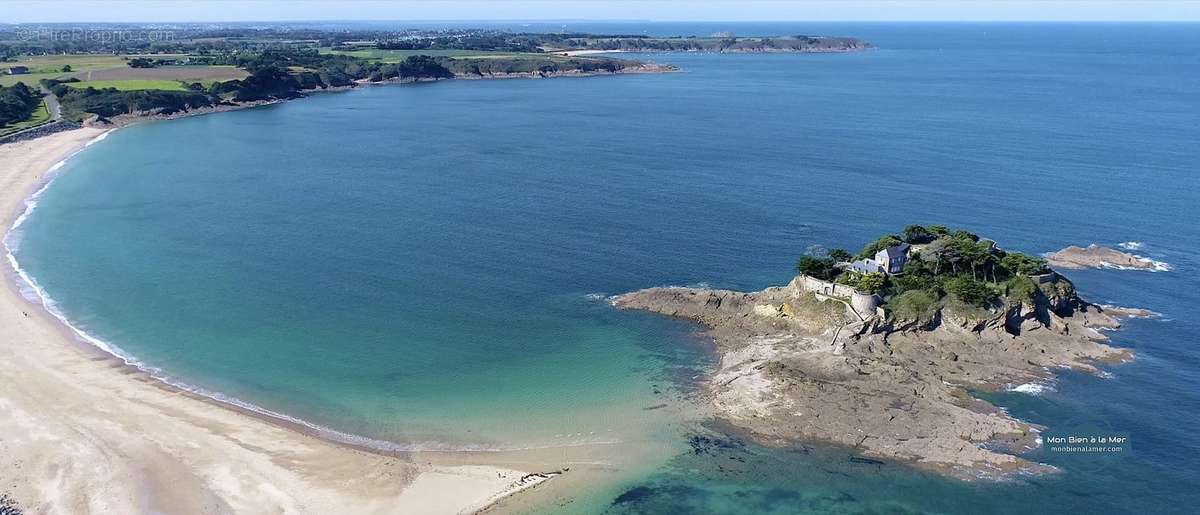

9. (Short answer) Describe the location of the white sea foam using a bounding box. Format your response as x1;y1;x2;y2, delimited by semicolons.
1114;243;1173;271
1099;304;1165;319
584;292;607;301
1100;257;1172;272
4;129;610;455
1144;259;1172;272
84;130;110;146
1008;382;1055;395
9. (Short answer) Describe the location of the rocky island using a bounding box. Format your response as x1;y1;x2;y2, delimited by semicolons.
1047;244;1170;271
614;225;1138;480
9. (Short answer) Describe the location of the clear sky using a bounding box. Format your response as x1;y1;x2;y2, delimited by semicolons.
3;0;1200;24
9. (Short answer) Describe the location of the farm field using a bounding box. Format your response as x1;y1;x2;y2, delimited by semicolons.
63;79;189;91
2;54;135;86
2;55;240;86
68;65;248;83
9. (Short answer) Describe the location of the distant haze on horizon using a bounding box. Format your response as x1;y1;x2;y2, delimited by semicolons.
4;0;1200;23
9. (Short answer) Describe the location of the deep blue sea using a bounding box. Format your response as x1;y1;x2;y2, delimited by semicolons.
8;23;1199;513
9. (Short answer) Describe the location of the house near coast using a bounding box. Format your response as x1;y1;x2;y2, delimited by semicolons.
6;66;29;75
842;243;910;276
875;243;910;274
847;259;884;275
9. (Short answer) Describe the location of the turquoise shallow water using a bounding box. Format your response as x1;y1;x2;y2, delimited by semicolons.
9;23;1200;513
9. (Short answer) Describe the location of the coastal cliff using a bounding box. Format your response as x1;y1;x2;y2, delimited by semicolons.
80;60;678;129
613;230;1142;480
447;62;678;80
547;35;871;53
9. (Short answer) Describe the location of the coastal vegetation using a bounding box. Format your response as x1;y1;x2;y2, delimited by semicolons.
43;78;215;119
542;35;870;53
798;225;1053;313
15;47;652;121
0;82;45;133
0;100;51;137
0;24;867;122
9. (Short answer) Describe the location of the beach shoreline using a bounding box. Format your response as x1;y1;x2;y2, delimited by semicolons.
0;128;578;514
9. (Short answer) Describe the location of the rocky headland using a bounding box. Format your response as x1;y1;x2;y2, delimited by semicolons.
77;62;679;130
547;35;871;54
613;229;1142;480
450;62;678;80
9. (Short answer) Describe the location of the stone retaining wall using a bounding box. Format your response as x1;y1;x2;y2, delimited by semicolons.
790;274;882;320
0;120;83;146
1030;271;1059;284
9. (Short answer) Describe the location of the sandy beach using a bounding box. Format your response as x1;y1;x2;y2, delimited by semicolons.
0;129;563;514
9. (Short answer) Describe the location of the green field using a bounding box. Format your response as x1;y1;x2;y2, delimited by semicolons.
65;79;189;91
2;54;229;87
0;100;53;136
1;54;128;86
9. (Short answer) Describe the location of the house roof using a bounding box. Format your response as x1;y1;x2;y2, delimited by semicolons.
878;243;910;259
848;259;884;274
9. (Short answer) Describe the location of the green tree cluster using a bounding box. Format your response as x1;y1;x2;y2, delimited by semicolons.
0;82;40;126
888;289;940;322
127;57;156;68
796;255;837;281
943;276;997;307
799;225;1056;311
842;271;886;294
45;79;213;119
856;234;904;260
828;248;852;262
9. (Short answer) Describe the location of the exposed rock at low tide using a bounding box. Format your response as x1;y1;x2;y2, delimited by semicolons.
1046;244;1169;271
612;275;1136;480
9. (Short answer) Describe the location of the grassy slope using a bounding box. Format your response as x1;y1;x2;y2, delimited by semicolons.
0;99;52;136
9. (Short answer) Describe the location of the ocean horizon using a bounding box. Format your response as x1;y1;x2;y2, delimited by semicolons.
7;21;1199;513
